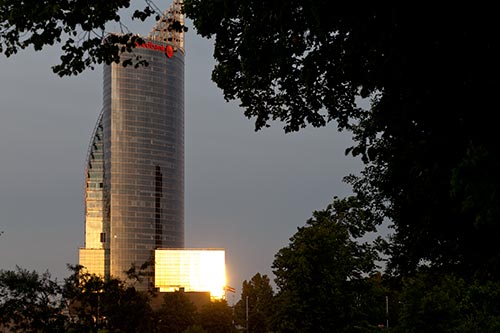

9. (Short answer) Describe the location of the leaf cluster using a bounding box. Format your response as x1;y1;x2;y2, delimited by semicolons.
234;273;274;332
271;198;380;331
394;271;500;332
63;264;153;332
155;291;197;333
197;299;234;333
0;0;188;75
184;1;500;282
0;267;66;332
0;0;132;75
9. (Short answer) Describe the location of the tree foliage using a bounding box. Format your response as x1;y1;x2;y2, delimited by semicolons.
234;273;274;333
0;267;66;332
3;1;500;329
63;264;152;333
394;271;500;332
63;265;106;332
184;1;500;280
0;0;186;76
155;290;197;333
0;265;238;332
197;299;234;333
272;198;380;332
0;264;154;332
100;279;153;332
2;1;499;281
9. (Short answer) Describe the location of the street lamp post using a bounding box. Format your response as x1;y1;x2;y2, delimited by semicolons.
246;295;249;332
386;295;389;329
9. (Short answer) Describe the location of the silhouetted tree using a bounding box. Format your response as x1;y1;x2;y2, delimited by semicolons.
0;267;67;332
4;2;500;327
4;1;499;282
155;290;197;333
183;2;500;281
197;299;234;333
392;271;500;333
272;198;379;332
63;264;152;333
100;279;153;333
234;273;274;333
0;0;186;76
63;265;105;332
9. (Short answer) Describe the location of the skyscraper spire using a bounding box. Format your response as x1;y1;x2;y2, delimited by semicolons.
149;0;184;53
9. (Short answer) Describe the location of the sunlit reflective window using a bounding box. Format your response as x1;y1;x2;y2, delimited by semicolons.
155;249;226;299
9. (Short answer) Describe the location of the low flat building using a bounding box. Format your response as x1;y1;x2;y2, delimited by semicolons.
154;248;226;300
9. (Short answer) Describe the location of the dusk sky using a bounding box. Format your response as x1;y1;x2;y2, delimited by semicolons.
0;2;364;302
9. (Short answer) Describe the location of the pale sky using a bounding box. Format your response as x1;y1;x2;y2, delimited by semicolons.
0;2;362;302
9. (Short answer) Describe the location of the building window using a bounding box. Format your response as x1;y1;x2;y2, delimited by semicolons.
100;233;106;243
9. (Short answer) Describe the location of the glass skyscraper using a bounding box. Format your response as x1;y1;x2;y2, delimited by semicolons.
80;1;185;290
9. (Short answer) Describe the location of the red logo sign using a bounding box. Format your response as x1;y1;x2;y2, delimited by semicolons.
135;41;174;58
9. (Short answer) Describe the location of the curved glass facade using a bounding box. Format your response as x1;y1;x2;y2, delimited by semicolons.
80;113;108;277
80;35;185;289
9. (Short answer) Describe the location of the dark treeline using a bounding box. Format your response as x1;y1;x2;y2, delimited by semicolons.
2;1;500;331
0;265;233;333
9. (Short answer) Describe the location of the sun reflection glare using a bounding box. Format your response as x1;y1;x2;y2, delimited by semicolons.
155;249;226;299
